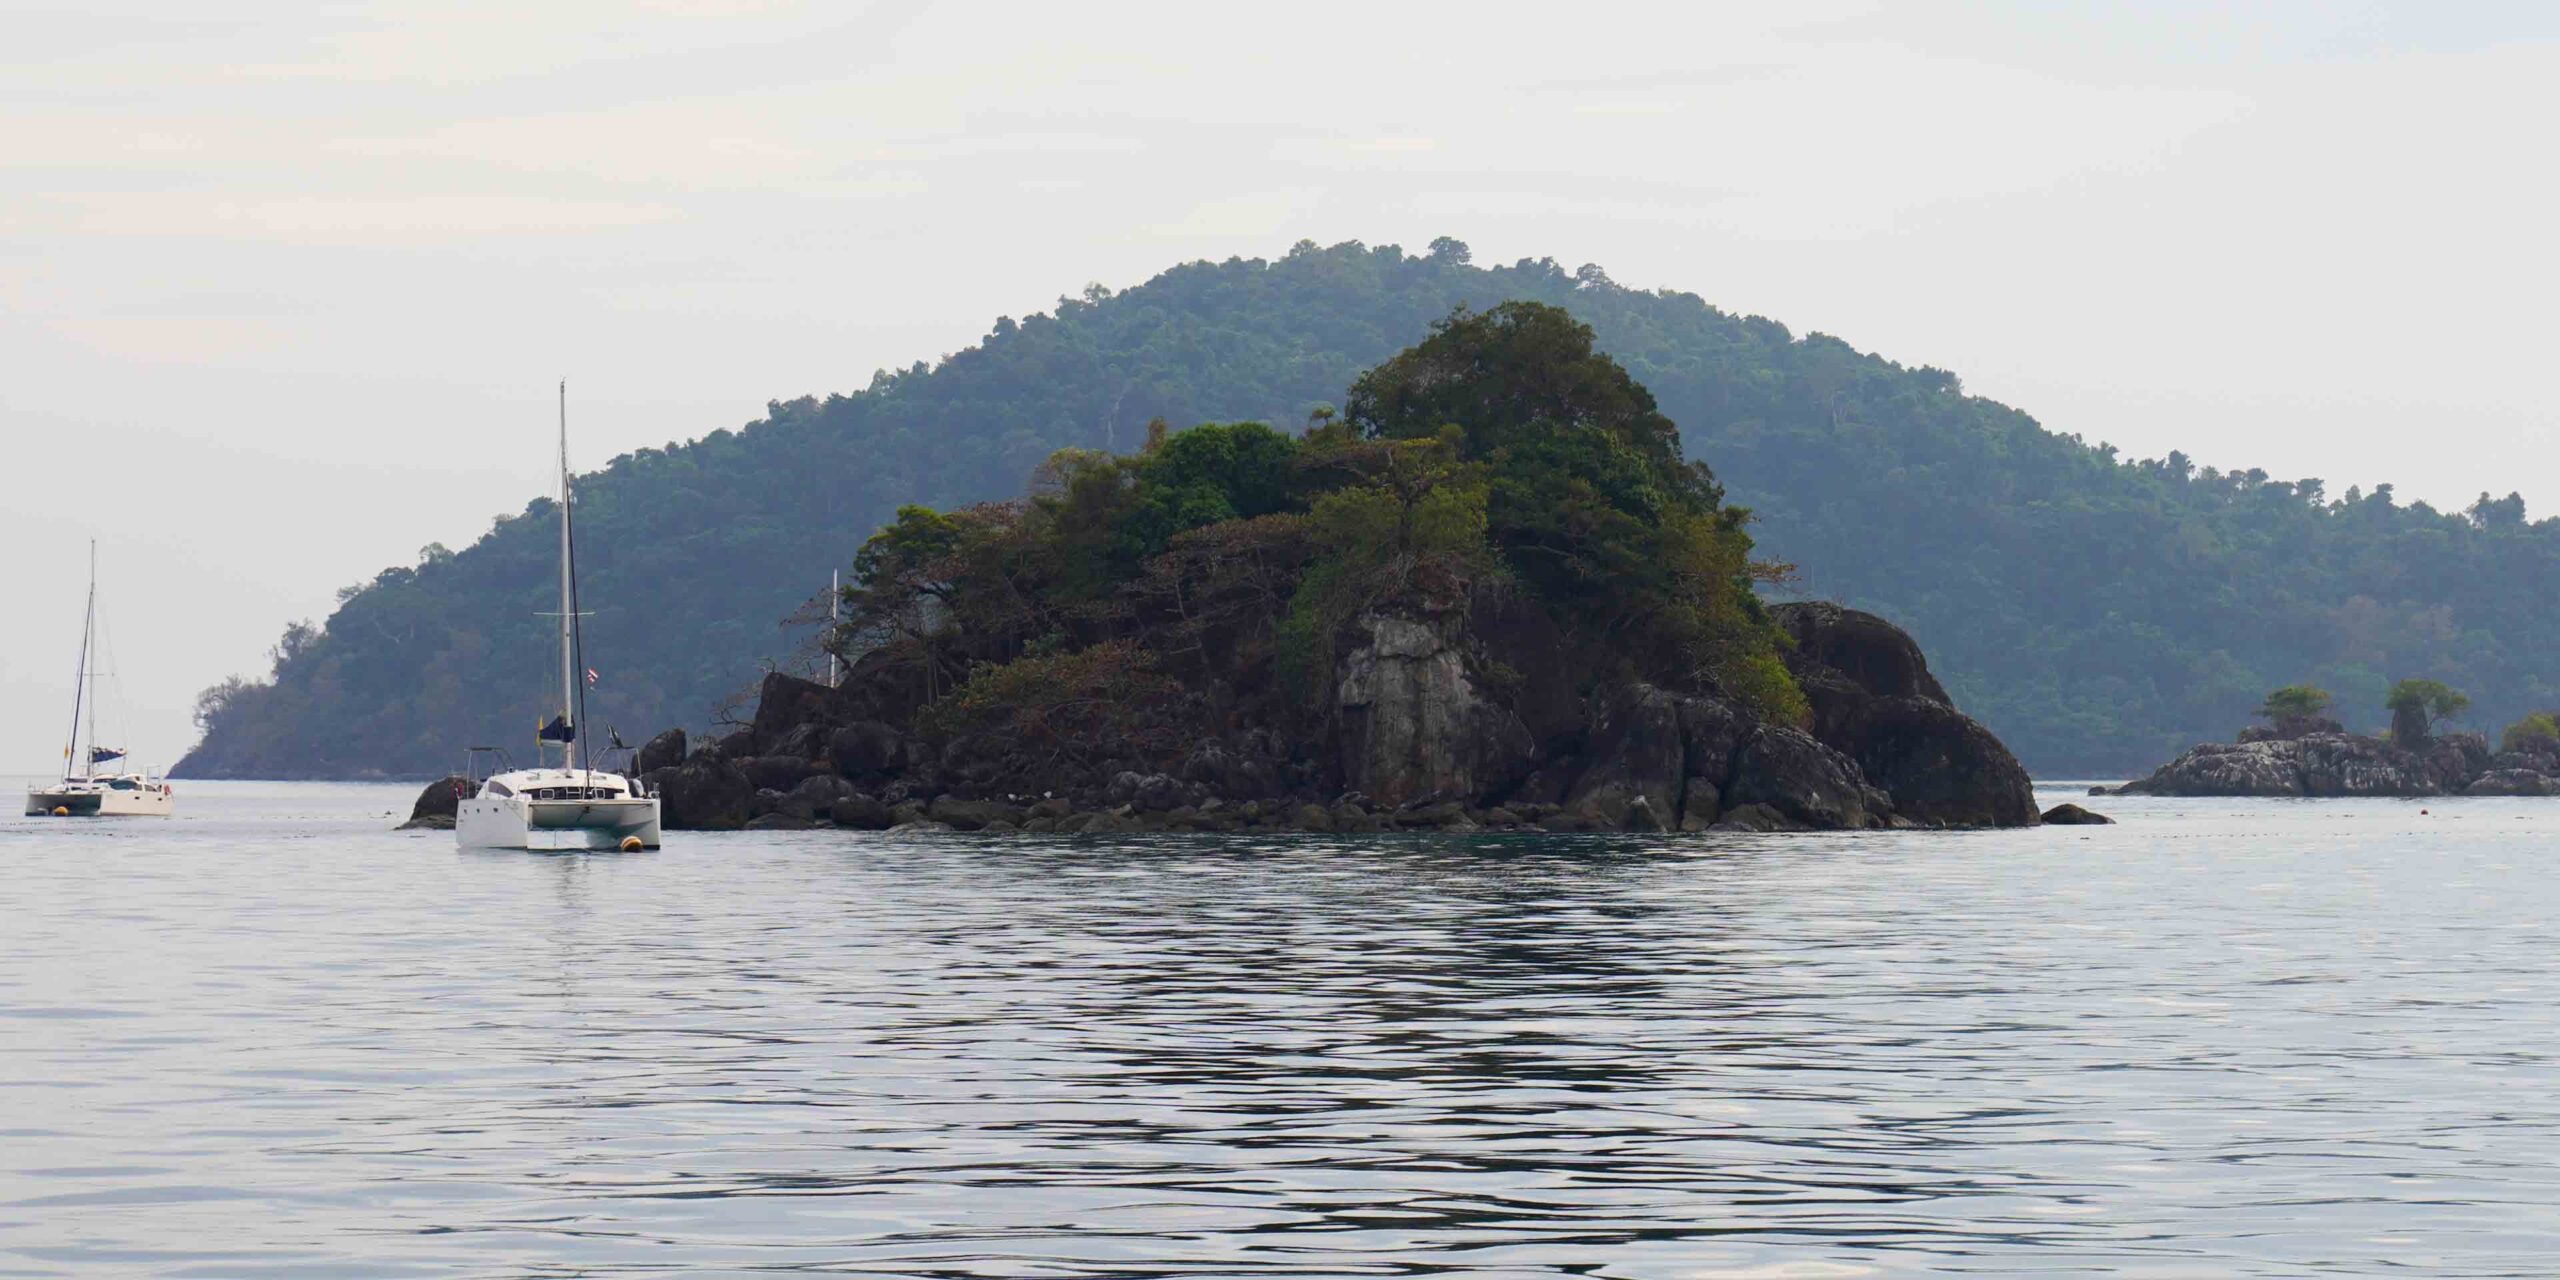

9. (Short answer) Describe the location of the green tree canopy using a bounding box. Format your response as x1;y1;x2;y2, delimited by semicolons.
2256;684;2333;722
2499;711;2558;754
2385;678;2470;743
174;241;2560;779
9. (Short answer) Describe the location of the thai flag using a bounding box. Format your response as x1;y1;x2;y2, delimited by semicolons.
585;667;599;685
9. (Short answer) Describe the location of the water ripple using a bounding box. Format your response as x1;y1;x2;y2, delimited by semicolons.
2;780;2558;1275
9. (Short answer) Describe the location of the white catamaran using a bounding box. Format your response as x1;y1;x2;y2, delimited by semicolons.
27;543;174;818
454;384;662;851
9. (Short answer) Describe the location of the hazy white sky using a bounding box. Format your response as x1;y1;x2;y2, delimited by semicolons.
4;0;2555;770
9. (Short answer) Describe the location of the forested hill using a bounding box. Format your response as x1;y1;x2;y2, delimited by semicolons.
178;239;2560;779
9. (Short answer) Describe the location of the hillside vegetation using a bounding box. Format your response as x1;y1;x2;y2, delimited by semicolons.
180;239;2560;777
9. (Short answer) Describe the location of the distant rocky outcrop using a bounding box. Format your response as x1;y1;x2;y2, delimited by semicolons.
643;602;2039;836
2040;803;2113;825
396;775;467;830
2107;724;2540;798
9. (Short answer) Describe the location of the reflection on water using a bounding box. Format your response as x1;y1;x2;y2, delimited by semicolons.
4;780;2559;1276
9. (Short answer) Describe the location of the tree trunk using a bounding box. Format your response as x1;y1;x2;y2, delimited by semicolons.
2392;703;2431;746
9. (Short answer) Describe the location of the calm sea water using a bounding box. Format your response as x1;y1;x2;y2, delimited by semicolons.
3;779;2557;1277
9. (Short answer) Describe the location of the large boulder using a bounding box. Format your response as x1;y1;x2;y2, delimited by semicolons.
1562;685;1686;827
1557;686;1748;829
2425;733;2492;790
827;720;905;777
930;796;1024;830
1767;602;2035;827
1841;696;2040;828
747;670;836;750
828;793;895;829
645;756;754;830
735;754;816;793
2293;735;2448;797
1724;725;1872;830
2040;802;2113;825
781;773;858;819
2113;740;2305;796
396;775;468;830
2465;768;2558;797
1769;602;1948;703
636;728;687;774
1335;612;1534;807
767;721;828;764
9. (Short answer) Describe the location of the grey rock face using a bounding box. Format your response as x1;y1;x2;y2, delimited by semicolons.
2040;803;2113;824
2118;733;2461;798
636;728;687;774
1564;684;1687;827
735;755;815;793
827;721;903;777
2297;735;2452;797
1710;802;1800;832
828;793;894;829
1769;601;1949;703
2114;740;2306;797
1133;773;1185;813
781;773;858;819
2465;768;2558;797
1843;695;2038;827
396;775;467;829
1769;602;2035;828
747;670;834;753
646;756;754;830
1677;777;1722;831
1725;726;1872;829
1336;613;1534;808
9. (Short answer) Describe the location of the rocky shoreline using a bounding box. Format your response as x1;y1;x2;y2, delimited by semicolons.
2103;724;2559;798
620;602;2041;836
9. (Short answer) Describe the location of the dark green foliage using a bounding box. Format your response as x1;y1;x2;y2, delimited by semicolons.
2500;712;2559;754
2385;678;2470;744
2499;711;2558;753
179;239;2560;777
841;319;1794;746
1119;420;1302;559
2257;685;2333;722
1345;301;1710;513
1342;305;1789;714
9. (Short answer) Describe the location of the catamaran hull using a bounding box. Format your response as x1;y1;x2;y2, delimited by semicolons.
25;787;172;817
456;796;661;850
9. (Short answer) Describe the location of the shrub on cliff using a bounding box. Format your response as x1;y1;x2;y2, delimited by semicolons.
2500;712;2559;755
1335;304;1800;720
830;303;1805;750
2257;685;2333;723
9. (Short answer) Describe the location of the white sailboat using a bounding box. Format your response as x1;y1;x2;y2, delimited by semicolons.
26;543;174;817
455;383;662;851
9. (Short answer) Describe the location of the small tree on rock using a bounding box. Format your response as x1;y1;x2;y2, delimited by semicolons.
2385;678;2470;745
2256;684;2333;724
2500;711;2560;756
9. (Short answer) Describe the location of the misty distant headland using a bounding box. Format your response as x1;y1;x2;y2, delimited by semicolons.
177;240;2560;782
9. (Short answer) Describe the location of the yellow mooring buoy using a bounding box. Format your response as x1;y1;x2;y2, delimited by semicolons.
619;836;645;852
51;807;70;817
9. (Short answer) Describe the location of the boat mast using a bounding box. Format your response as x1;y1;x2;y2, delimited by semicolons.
61;541;95;783
557;381;577;775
